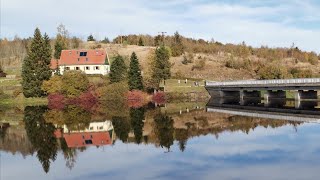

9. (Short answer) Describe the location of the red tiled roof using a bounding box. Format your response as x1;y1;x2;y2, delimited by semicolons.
50;49;108;69
59;131;112;148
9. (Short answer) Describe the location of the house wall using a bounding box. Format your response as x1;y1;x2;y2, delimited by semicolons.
59;64;110;75
62;120;114;133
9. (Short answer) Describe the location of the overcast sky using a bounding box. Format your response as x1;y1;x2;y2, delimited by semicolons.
1;0;320;52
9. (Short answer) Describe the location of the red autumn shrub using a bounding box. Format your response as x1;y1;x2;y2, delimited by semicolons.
152;92;166;104
79;91;98;110
126;90;150;108
65;91;97;111
48;93;65;110
126;90;145;100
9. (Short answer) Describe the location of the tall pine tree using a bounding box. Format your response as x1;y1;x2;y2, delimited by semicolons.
22;28;52;97
109;55;127;83
151;45;171;86
128;52;144;90
170;31;184;57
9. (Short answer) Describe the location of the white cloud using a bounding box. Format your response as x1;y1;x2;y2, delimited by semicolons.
1;0;320;52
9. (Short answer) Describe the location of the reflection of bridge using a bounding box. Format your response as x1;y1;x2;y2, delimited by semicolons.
205;78;320;104
206;103;320;123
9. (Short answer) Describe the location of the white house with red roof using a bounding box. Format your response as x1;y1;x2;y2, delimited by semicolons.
51;49;110;75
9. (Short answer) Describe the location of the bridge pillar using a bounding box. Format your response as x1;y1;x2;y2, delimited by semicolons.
264;90;286;107
240;90;261;105
295;101;318;109
294;90;318;109
294;90;317;101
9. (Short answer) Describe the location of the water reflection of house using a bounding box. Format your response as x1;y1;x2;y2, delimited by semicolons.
54;120;115;148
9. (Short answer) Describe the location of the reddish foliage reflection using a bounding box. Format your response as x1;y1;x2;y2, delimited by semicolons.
126;90;150;108
152;92;166;105
48;93;65;110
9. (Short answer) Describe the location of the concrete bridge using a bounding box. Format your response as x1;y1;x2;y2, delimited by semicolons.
205;78;320;104
206;106;320;123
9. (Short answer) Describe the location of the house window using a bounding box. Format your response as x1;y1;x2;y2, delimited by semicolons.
86;66;90;70
65;67;70;70
85;140;93;144
75;67;80;70
80;52;87;56
95;66;99;70
99;126;103;130
89;127;93;130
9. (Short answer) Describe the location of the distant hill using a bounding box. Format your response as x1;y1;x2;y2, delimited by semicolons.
1;34;319;81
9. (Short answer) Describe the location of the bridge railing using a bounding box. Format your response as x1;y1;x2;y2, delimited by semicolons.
205;78;320;87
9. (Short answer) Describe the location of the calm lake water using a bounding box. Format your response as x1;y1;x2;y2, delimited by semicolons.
1;100;320;180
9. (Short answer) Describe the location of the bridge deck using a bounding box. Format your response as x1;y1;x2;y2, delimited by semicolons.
205;78;320;90
206;106;320;123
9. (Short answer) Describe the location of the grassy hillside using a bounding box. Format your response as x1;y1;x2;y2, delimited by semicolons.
1;39;319;82
83;43;319;81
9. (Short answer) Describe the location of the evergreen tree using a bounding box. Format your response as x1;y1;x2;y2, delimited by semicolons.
130;107;145;144
138;37;144;46
22;28;52;98
109;55;127;83
24;106;58;173
151;46;171;86
101;37;110;44
170;31;184;57
87;34;95;41
128;52;144;90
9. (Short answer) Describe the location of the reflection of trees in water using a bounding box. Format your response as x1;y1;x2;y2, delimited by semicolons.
227;116;302;134
44;105;92;131
154;114;174;152
24;106;58;173
0;123;9;142
175;128;188;152
63;105;91;131
112;116;131;143
130;107;145;144
60;138;77;170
